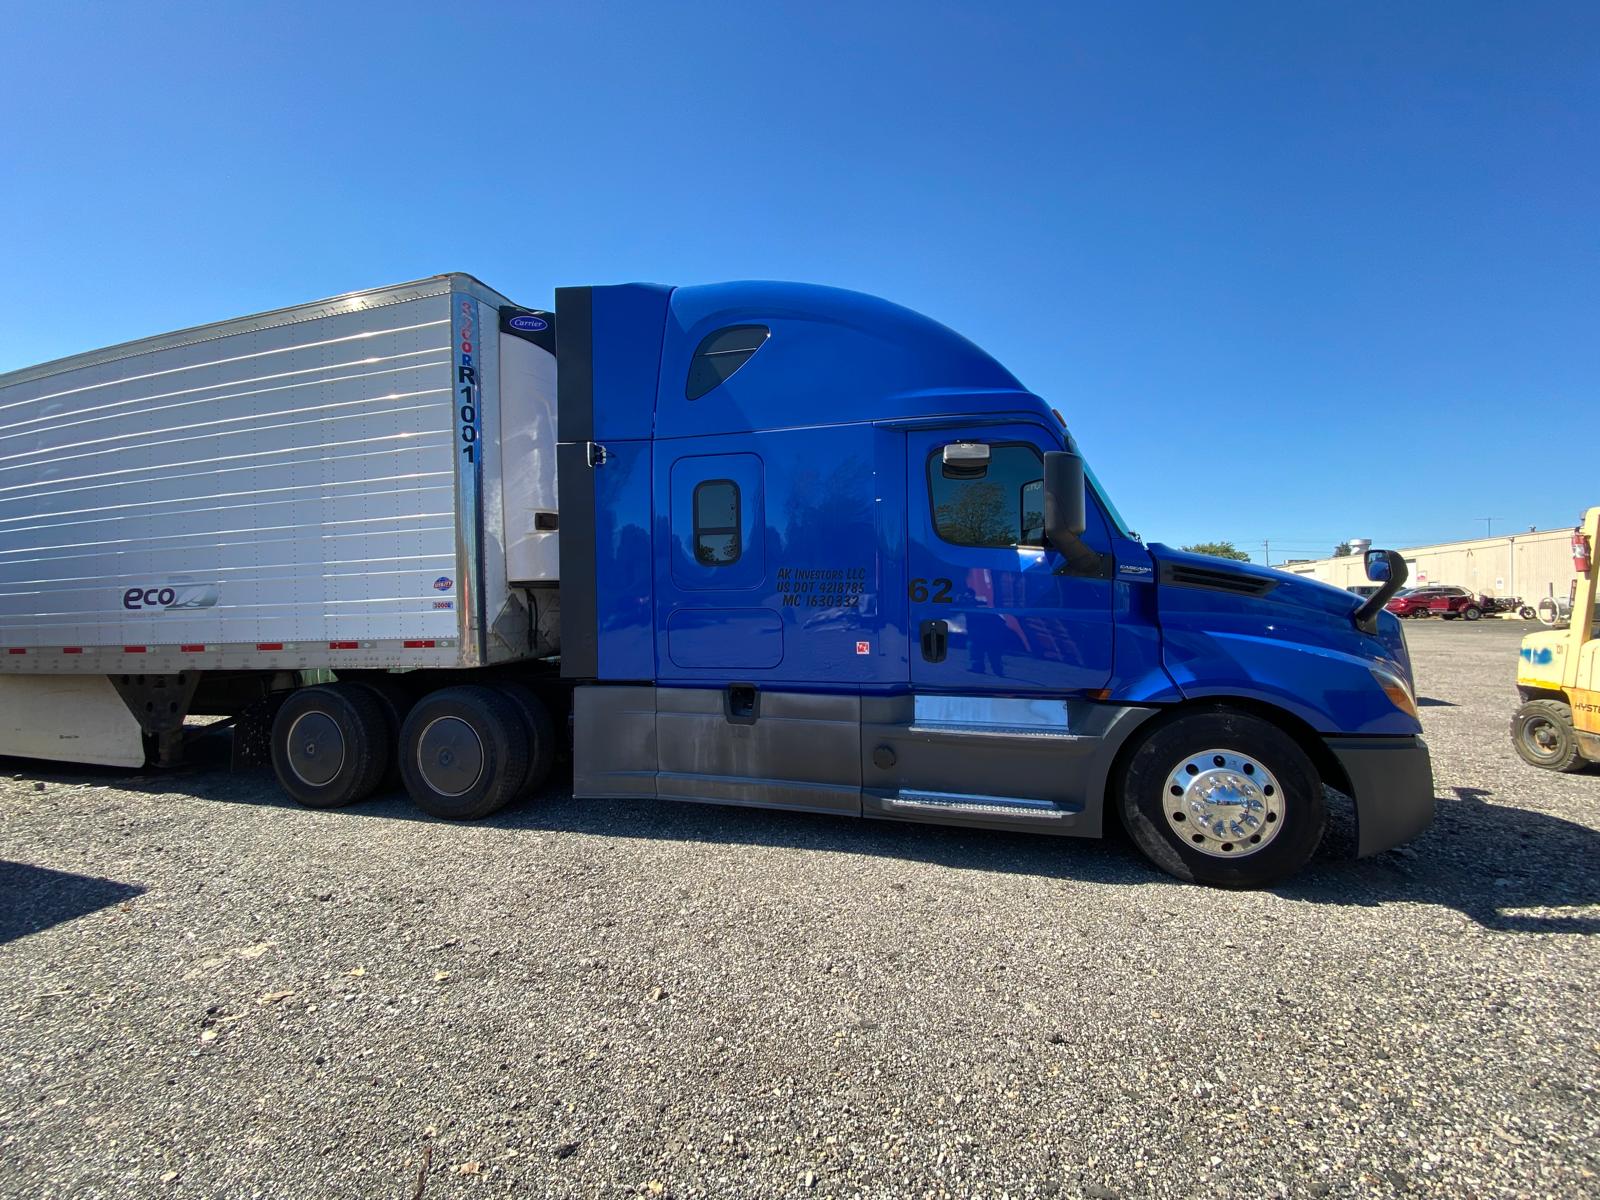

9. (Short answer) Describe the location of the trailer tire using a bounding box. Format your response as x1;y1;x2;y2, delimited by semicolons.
399;686;530;820
496;683;556;797
271;684;391;809
345;677;415;792
1117;709;1326;888
1519;605;1537;620
1510;700;1586;773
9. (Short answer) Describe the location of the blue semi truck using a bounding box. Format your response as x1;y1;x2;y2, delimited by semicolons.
0;275;1432;887
553;281;1433;887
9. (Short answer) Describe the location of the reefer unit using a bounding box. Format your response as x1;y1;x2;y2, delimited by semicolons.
0;275;559;676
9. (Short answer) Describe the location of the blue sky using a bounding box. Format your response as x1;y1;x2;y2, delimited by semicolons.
2;2;1594;563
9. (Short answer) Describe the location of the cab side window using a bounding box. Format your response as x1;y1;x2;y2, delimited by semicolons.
694;480;741;565
928;443;1045;549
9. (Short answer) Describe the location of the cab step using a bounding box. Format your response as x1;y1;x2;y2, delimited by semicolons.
865;788;1078;829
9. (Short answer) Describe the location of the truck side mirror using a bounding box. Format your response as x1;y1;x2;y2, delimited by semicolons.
1042;451;1087;550
1354;549;1408;633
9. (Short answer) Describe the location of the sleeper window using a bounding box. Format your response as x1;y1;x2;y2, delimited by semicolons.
694;480;741;565
686;325;769;400
928;443;1046;549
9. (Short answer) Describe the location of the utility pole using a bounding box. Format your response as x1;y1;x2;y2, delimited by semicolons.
1262;539;1270;567
1480;517;1502;538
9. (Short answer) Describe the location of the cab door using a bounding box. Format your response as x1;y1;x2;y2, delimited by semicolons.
906;425;1114;694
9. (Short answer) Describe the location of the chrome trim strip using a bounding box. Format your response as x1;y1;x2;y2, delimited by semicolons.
911;694;1073;737
888;790;1068;819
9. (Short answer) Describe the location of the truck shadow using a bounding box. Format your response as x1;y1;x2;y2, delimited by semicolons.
12;739;1599;934
1281;785;1600;933
208;769;1600;933
0;861;145;946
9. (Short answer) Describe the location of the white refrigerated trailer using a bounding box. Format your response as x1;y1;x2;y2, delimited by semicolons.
0;275;562;817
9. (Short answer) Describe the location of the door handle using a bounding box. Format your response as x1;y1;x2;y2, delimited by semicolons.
920;619;948;663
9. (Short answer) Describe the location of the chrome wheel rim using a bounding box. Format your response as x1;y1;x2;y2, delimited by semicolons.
1163;748;1284;858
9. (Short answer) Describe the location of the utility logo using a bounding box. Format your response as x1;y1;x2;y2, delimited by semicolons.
433;577;454;592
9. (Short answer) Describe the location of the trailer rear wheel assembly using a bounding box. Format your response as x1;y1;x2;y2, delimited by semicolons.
270;684;391;809
399;686;530;820
345;677;415;792
496;683;556;797
1117;710;1326;888
1510;700;1585;772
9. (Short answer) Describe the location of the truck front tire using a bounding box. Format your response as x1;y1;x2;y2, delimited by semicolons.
1117;710;1326;888
270;684;391;809
399;686;530;820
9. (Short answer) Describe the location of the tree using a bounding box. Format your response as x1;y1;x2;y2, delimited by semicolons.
1181;541;1251;562
1332;542;1352;557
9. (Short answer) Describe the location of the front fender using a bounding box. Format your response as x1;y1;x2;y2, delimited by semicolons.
1161;628;1420;736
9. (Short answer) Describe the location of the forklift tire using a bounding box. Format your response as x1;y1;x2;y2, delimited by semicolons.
1117;709;1326;888
399;686;530;820
345;677;415;792
1463;606;1482;621
1511;700;1586;773
271;684;391;809
496;683;556;797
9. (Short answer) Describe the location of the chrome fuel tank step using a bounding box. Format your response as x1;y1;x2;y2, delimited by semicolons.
864;788;1080;830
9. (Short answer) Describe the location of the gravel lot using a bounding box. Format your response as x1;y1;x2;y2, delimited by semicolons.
2;619;1597;1199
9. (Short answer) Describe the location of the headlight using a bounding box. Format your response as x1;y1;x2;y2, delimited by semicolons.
1371;666;1418;719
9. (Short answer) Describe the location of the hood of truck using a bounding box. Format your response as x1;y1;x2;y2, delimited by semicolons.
1147;545;1419;736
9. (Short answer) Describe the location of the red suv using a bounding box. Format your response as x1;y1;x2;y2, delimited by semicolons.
1385;585;1483;621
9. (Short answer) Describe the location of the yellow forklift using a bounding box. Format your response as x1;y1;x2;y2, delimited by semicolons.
1512;506;1600;771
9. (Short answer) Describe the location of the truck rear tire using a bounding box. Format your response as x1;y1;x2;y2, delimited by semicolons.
399;686;530;820
270;684;391;809
497;683;556;797
345;677;415;792
1117;709;1326;888
1511;699;1586;772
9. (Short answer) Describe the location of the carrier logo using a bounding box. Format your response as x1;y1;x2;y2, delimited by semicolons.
122;582;219;611
508;314;548;332
1118;564;1153;576
433;576;454;592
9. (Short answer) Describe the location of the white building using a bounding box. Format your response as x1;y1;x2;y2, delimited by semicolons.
1278;527;1579;603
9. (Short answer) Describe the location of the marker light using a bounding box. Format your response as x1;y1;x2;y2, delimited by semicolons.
1370;667;1419;719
